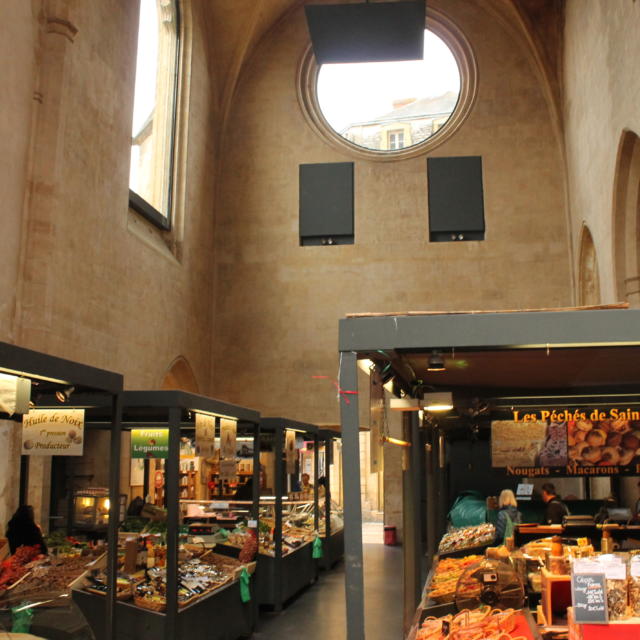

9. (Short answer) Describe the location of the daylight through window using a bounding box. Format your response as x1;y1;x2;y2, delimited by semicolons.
130;0;180;224
316;30;460;153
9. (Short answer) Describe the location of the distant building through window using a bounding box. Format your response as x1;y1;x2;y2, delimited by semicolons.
129;0;180;227
316;29;460;153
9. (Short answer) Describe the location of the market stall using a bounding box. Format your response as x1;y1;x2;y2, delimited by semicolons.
318;428;344;570
0;340;123;640
337;305;640;639
245;417;320;610
72;390;261;640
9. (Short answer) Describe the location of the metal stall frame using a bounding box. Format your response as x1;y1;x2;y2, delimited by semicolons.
318;428;344;570
258;417;320;611
0;341;123;640
76;390;260;640
338;307;640;639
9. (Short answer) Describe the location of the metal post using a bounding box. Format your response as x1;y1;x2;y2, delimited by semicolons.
425;426;437;566
274;425;284;611
411;413;425;596
324;434;332;567
251;422;261;523
313;432;320;579
105;392;122;640
339;350;365;640
402;411;421;633
165;407;181;640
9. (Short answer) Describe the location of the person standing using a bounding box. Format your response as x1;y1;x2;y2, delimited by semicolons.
6;505;48;554
495;489;522;543
541;483;569;524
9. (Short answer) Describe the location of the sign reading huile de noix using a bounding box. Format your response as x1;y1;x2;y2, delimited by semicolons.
22;409;85;456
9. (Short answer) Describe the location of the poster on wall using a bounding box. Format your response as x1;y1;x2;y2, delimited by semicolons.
22;409;85;456
195;413;216;458
285;428;297;474
131;428;169;459
369;370;384;472
220;418;237;459
130;458;145;486
493;409;640;477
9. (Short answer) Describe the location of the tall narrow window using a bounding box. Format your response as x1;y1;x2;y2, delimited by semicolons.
129;0;180;229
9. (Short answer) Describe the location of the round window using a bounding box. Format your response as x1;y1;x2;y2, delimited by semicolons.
298;11;477;160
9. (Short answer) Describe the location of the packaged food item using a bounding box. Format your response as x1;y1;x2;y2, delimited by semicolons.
629;557;640;616
603;560;628;621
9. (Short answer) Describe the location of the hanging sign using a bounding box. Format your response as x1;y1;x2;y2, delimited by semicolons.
22;409;84;455
285;429;297;474
220;418;237;459
219;458;237;482
0;374;31;416
195;413;216;457
131;428;169;459
493;409;640;477
369;370;384;472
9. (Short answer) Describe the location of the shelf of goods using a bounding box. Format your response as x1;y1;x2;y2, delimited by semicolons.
216;500;319;608
72;538;256;640
318;498;344;570
437;523;496;558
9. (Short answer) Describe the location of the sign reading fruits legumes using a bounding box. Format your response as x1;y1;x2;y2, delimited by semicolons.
21;409;85;456
496;408;640;477
131;428;169;459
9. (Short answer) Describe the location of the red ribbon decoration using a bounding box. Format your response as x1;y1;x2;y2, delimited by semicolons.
312;375;359;405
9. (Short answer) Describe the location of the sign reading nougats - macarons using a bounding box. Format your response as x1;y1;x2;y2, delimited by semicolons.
22;409;85;456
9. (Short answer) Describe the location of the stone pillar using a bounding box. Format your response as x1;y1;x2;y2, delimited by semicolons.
0;420;22;533
16;0;78;347
27;456;52;534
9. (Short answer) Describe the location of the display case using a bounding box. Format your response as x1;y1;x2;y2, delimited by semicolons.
318;429;344;569
73;390;261;640
72;489;128;532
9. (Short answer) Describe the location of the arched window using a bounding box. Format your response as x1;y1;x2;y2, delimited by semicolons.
578;225;601;306
129;0;180;229
613;130;640;304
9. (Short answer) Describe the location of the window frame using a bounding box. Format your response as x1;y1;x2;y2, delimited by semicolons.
297;7;478;162
129;0;182;232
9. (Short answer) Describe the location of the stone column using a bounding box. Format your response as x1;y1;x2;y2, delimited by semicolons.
16;0;78;348
27;456;52;534
0;420;22;532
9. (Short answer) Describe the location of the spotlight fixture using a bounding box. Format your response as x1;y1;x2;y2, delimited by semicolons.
424;391;454;413
427;350;446;372
55;386;75;403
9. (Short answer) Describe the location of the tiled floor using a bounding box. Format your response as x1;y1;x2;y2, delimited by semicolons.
253;529;403;640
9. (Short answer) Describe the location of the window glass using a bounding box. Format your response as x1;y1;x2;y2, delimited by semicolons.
130;0;179;222
316;30;460;153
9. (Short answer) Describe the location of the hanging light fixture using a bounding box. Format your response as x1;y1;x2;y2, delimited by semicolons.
424;391;454;413
427;350;446;372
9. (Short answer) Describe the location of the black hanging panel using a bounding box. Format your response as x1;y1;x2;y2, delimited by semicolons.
304;1;426;64
299;162;354;246
427;156;485;242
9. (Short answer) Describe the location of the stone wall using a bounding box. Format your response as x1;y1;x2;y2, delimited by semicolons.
1;0;217;392
212;0;573;423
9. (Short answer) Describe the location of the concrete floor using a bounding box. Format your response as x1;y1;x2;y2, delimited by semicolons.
253;540;403;640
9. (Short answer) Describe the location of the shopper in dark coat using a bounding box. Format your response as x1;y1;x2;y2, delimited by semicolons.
541;483;569;525
495;489;522;542
6;505;47;554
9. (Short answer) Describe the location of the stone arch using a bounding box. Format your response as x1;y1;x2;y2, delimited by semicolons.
160;356;199;393
577;224;601;306
613;129;640;304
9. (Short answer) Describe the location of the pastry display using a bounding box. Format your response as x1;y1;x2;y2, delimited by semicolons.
415;607;521;640
438;524;495;555
567;419;640;467
427;555;483;604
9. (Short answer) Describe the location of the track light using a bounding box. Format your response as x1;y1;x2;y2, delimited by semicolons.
55;386;75;403
427;350;446;372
